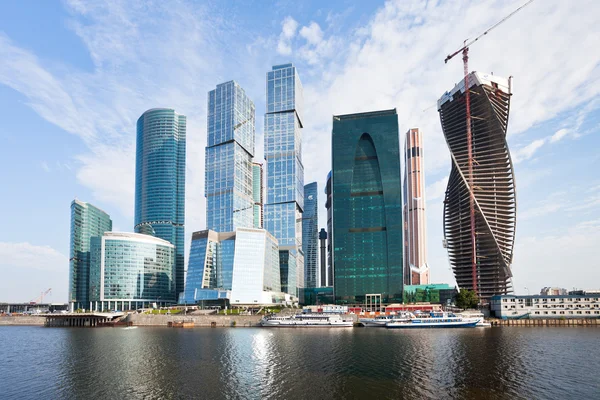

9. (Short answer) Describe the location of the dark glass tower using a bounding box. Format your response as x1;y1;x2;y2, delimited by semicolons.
331;109;403;304
135;108;186;301
302;182;318;288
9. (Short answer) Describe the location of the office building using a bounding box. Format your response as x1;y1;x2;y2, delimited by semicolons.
206;81;255;232
252;162;263;228
331;109;403;305
302;182;318;288
134;108;186;298
264;63;305;297
69;199;112;310
319;228;327;287
89;232;175;311
491;294;600;319
403;284;457;305
438;72;517;301
325;171;333;287
403;128;430;285
182;228;291;306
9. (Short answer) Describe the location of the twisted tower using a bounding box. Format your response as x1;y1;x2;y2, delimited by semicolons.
438;72;516;301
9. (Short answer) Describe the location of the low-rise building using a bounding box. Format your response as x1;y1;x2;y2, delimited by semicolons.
491;294;600;319
540;287;568;296
182;228;294;306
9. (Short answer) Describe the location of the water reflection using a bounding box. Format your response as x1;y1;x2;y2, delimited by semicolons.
1;326;599;399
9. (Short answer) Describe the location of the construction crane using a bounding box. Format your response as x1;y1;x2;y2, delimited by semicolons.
30;288;52;304
444;0;534;295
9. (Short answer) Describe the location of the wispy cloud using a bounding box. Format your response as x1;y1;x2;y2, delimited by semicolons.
277;16;298;55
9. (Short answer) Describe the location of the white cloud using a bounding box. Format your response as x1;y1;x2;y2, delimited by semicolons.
550;128;569;143
0;242;68;302
300;22;323;45
425;175;448;202
512;139;546;164
277;16;298;55
41;161;50;172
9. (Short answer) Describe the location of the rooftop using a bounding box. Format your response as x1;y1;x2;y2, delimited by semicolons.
333;108;397;121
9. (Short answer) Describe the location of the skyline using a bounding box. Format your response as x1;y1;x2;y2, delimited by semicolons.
1;0;600;302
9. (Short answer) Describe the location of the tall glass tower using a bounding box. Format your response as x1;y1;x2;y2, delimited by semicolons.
69;199;112;310
331;109;403;304
264;63;304;297
252;162;263;228
302;182;318;288
206;81;255;232
134;108;186;299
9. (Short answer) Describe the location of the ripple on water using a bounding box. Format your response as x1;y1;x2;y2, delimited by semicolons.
1;326;599;399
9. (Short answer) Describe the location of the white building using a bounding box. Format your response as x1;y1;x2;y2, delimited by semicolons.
491;294;600;319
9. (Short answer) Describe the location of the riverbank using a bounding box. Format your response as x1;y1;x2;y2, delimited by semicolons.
127;313;263;327
0;316;45;326
489;318;600;326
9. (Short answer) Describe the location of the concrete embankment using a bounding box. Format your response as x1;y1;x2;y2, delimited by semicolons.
127;313;263;327
490;318;600;326
0;316;45;326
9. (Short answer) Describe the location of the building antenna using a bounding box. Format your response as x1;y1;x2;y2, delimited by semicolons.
443;0;534;295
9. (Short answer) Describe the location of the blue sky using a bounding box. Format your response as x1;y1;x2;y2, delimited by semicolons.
1;0;599;303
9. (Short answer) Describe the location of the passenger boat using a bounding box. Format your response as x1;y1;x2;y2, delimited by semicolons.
260;313;354;327
360;313;412;327
386;312;478;328
458;311;491;327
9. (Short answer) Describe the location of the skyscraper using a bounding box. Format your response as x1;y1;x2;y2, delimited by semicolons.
325;171;333;287
252;162;263;229
319;228;327;287
302;182;318;288
403;128;430;285
438;72;516;301
331;109;403;305
206;81;255;232
264;63;304;297
134;108;186;299
69;199;112;310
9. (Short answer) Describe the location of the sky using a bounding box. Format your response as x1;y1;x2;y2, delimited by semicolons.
0;0;599;303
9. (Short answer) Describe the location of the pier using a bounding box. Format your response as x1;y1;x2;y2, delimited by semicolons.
44;312;125;327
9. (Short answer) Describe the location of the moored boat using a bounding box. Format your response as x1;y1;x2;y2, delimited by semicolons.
386;312;478;328
260;313;354;327
360;313;412;327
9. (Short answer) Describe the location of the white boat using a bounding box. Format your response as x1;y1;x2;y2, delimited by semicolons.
260;313;354;327
458;311;491;327
386;312;478;329
360;313;412;327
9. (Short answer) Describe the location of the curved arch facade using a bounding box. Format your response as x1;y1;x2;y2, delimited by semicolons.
331;110;403;304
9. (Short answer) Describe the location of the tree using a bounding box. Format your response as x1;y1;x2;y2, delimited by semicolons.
455;289;479;310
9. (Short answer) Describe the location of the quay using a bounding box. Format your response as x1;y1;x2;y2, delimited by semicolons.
44;312;125;327
490;318;599;326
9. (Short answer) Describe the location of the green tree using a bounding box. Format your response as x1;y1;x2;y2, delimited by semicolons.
455;289;479;309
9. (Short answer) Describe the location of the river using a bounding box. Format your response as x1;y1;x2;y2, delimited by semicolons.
1;326;598;399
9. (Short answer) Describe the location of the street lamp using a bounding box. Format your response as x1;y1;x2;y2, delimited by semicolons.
524;287;530;295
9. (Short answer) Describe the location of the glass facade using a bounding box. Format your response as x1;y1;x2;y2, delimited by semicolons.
264;63;304;297
206;81;255;233
302;182;318;288
252;163;263;228
183;228;282;305
89;232;175;308
134;108;186;298
331;109;403;304
69;199;112;309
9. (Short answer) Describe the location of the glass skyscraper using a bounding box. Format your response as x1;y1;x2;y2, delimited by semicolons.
89;232;175;311
264;63;304;297
206;81;255;232
69;199;112;310
252;163;263;228
302;182;318;288
331;109;403;304
134;108;186;299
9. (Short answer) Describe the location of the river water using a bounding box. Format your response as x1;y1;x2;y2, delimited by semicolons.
1;326;599;399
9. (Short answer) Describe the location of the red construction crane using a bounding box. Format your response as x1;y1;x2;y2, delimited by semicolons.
444;0;534;295
30;288;52;304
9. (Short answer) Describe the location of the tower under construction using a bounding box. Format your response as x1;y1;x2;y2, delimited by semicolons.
438;72;516;301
